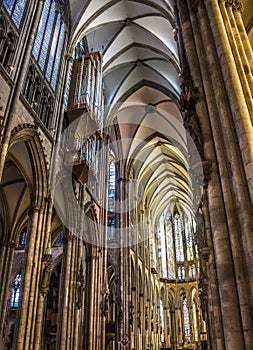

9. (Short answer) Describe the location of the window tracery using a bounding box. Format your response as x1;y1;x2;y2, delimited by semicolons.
32;0;66;90
107;152;116;240
23;63;54;129
0;13;17;72
2;0;27;28
155;207;198;281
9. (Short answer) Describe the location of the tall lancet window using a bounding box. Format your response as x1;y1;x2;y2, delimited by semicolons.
3;0;27;28
107;151;116;240
183;298;190;342
108;155;116;212
32;0;66;89
10;272;22;308
185;217;194;261
174;211;184;263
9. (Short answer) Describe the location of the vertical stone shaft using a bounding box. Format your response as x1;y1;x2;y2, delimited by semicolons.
220;3;253;111
176;2;225;348
15;205;45;349
205;0;253;203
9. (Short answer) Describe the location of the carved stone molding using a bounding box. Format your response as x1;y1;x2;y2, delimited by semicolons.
191;0;204;12
225;0;244;12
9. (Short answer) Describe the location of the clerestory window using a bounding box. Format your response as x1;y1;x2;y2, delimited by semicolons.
2;0;27;28
32;0;66;90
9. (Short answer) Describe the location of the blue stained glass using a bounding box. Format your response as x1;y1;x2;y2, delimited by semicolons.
46;13;60;81
32;0;50;60
38;0;55;70
51;22;65;90
3;0;27;29
10;273;22;308
12;0;26;28
3;0;14;14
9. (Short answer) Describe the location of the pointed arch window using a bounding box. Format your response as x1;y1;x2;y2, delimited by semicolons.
10;272;22;308
32;0;66;90
155;207;198;281
2;0;27;28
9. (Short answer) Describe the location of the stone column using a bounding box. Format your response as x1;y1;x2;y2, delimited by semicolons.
56;231;78;350
204;0;253;202
174;2;226;348
219;1;253;113
117;178;131;350
0;241;15;343
13;202;48;350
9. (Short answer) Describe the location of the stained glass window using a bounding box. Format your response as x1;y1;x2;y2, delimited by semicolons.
174;212;184;263
17;230;26;248
108;158;116;212
155;208;197;282
107;217;115;240
185;217;194;261
32;0;66;90
3;0;27;28
183;298;190;342
165;217;175;279
10;272;22;308
160;300;165;343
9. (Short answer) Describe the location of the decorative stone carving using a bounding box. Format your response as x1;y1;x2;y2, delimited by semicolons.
76;267;85;309
191;0;204;12
40;251;52;296
180;85;199;111
225;0;244;12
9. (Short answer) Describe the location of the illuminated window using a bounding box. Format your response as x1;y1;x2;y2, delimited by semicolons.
174;212;184;263
160;300;165;343
17;230;26;248
108;157;116;212
107;152;116;240
183;298;190;342
185;217;194;261
32;0;66;89
10;272;22;308
3;0;27;28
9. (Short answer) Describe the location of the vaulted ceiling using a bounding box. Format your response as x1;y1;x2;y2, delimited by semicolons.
65;0;251;217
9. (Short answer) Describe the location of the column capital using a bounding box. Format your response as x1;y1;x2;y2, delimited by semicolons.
225;0;244;12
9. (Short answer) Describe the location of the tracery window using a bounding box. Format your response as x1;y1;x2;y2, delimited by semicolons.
0;13;17;71
155;207;198;281
2;0;27;28
32;0;66;90
10;272;21;308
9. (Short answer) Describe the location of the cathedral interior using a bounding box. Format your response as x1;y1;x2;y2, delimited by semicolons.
0;0;252;349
